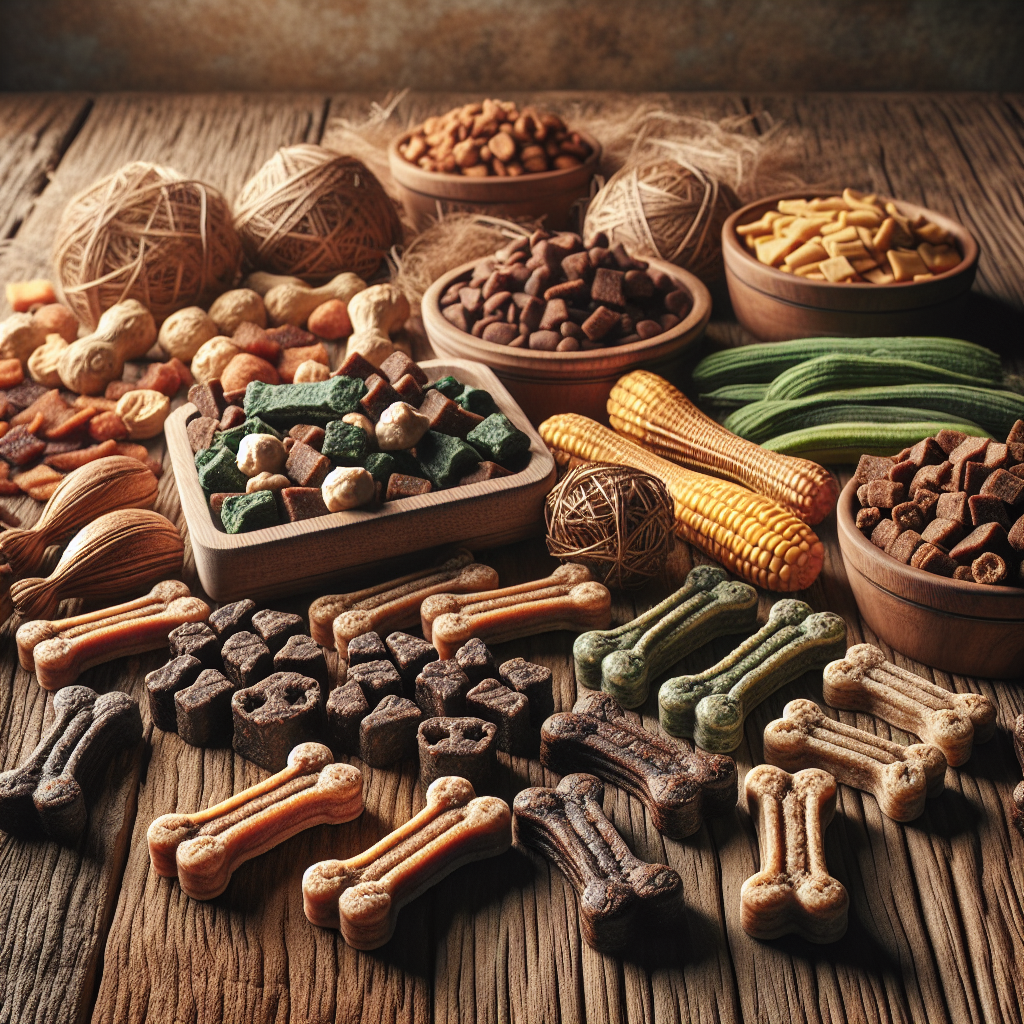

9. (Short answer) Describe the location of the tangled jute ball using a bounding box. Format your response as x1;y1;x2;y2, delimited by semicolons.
53;161;243;329
584;157;740;283
545;463;675;590
232;144;402;283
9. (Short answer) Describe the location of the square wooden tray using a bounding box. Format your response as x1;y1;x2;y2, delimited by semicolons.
165;358;557;602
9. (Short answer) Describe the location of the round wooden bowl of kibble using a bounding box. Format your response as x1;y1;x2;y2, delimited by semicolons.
836;477;1023;679
388;130;602;232
722;189;979;342
422;255;712;425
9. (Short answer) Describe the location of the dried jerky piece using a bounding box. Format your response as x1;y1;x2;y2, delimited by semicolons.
232;321;281;363
385;631;439;686
905;437;945;467
221;490;279;533
251;609;305;654
105;381;135;401
221;630;273;688
280;486;330;522
15;464;64;501
135;361;183;397
187;416;220;453
360;374;401;420
44;405;97;440
11;388;66;429
347;631;389;666
891;501;925;532
0;425;46;466
499;658;554;727
232;672;323;771
949;522;1013;563
285;440;331;488
41;439;118;473
855;507;882;535
385;473;432;501
168;621;221;667
274;634;329;695
962;461;992;496
392;374;424;407
175;669;235;747
934;429;969;455
208;600;256;641
418;390;484;439
909;542;957;576
888;460;916;487
3;380;48;412
914;489;940;522
980;468;1024;506
326;682;369;754
968;494;1010;529
466;679;531;755
359;695;423;768
885;529;923;564
921;518;964;549
348;659;404;710
591;268;627;308
949;436;989;464
457;461;513;486
972;552;1007;585
0;358;24;389
455;637;498;686
870;519;900;550
289;424;326;450
379;351;428;388
219;405;246;430
415;659;472;718
267;324;317;350
935;491;968;524
88;411;128;442
417;716;497;793
145;655;203;732
909;462;951;497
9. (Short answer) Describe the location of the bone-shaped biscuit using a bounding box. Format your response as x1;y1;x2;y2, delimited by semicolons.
0;685;142;842
302;776;512;949
540;692;737;839
741;764;848;943
822;643;996;767
430;580;612;661
419;563;594;642
16;580;211;691
1012;714;1023;837
148;742;363;900
763;699;946;822
658;603;848;752
513;773;683;952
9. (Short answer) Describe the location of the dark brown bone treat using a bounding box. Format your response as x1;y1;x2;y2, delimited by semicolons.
208;599;256;640
335;350;377;380
289;424;326;451
280;486;330;522
415;659;473;718
360;374;401;420
466;679;532;755
379;350;428;388
980;468;1024;506
914;489;940;522
0;686;141;842
891;501;925;532
936;491;969;524
220;631;273;688
921;518;964;549
855;454;894;483
962;461;992;496
498;658;554;727
348;631;389;665
513;773;682;952
187;416;220;453
870;519;900;550
417;717;498;793
885;529;924;564
909;542;957;576
909;462;951;497
972;552;1007;585
949;436;989;465
232;672;323;771
385;473;432;501
326;682;369;754
348;659;403;709
540;692;738;839
865;479;905;508
385;631;439;686
455;637;498;686
855;507;882;536
274;634;329;696
286;441;331;488
359;695;423;768
934;429;969;455
146;655;203;732
905;437;945;467
251;609;305;654
188;381;226;419
968;494;1010;529
950;522;1013;563
168;621;221;668
175;669;235;747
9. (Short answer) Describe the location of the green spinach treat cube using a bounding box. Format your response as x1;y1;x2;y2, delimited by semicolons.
428;375;464;399
416;430;481;489
455;386;499;417
243;416;282;440
244;377;368;427
322;420;369;465
195;447;218;470
198;446;247;493
213;424;248;453
221;491;280;534
466;413;530;465
364;452;398;486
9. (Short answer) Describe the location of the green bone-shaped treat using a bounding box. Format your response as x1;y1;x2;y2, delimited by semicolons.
599;580;759;709
659;602;848;752
573;566;728;691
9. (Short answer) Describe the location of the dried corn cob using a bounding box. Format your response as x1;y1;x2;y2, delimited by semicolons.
539;413;823;592
608;370;838;525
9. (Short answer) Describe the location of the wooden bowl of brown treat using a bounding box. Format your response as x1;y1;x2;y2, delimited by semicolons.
722;189;979;341
422;256;711;425
836;478;1023;679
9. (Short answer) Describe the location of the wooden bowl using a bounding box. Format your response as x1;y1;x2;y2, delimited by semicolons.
388;131;602;232
421;257;712;425
166;358;556;603
722;189;979;342
836;477;1023;679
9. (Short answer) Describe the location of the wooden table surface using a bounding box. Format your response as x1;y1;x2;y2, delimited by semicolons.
0;91;1022;1024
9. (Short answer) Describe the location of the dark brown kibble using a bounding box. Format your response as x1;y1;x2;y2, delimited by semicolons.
856;484;870;507
455;637;498;686
498;658;554;726
909;462;951;497
983;442;1009;470
482;321;518;346
921;517;964;549
472;315;501;339
466;679;532;755
221;630;273;688
538;299;569;332
1009;514;1024;552
909;542;957;577
635;319;662;340
392;373;424;406
168;621;220;668
561;251;593;282
385;632;438;687
326;682;369;754
948;436;989;465
856;507;882;535
251;609;305;654
360;374;401;420
980;468;1024;506
458;461;513;486
286;440;331;488
855;454;895;484
348;631;388;666
953;565;975;580
888;460;917;486
267;324;317;350
906;437;945;467
417;716;498;793
950;522;1012;563
891;501;924;532
581;305;621;341
289;424;326;451
870;518;900;550
972;552;1008;585
458;287;483;315
968;494;1011;529
175;669;235;747
529;330;561;351
359;695;423;768
188;381;226;419
348;659;403;709
208;599;256;640
935;491;969;524
145;655;203;732
443;304;470;333
590;268;627;308
0;427;45;466
232;672;323;771
336;350;378;381
274;634;329;695
187;416;220;453
866;479;906;509
663;290;692;317
280;486;330;522
934;429;969;455
543;280;588;303
914;489;940;521
1007;419;1024;445
885;529;923;564
385;473;432;501
415;660;472;718
219;405;246;430
379;351;428;388
962;461;993;496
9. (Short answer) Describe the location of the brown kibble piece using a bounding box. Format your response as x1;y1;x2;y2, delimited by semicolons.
208;599;256;640
188;381;226;419
288;424;326;451
326;681;369;753
104;381;135;402
581;305;621;341
417;389;483;438
910;542;957;576
953;565;975;581
0;425;46;466
528;330;561;351
914;489;940;522
887;460;917;486
175;669;234;747
980;468;1024;506
870;518;900;550
885;529;924;564
855;455;895;483
286;441;331;488
498;657;554;727
359;695;422;767
454;637;498;686
968;494;1010;529
949;436;989;464
949;522;1012;563
187;416;220;453
961;460;992;496
972;552;1007;585
347;631;389;666
983;442;1009;470
348;659;403;710
458;461;513;486
936;491;968;523
1008;513;1024;552
866;479;905;508
415;659;472;718
482;321;519;346
856;507;882;535
280;486;330;522
221;630;273;689
934;429;969;455
379;351;428;388
385;473;432;501
466;679;531;755
906;437;945;468
590;268;627;308
909;462;951;497
44;438;118;471
231;672;323;772
891;501;924;532
135;361;183;397
232;321;281;363
921;518;964;549
266;324;317;350
360;374;400;420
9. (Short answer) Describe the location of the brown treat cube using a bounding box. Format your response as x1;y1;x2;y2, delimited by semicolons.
950;522;1012;563
348;659;403;710
385;473;432;501
980;468;1024;506
458;461;513;486
326;681;369;754
953;565;974;581
188;381;226;419
523;267;551;298
914;489;940;522
146;655;203;732
220;405;246;430
910;542;957;577
415;659;472;718
280;486;330;522
289;424;326;451
175;669;235;747
962;460;993;496
266;324;317;350
1007;443;1024;465
856;507;882;535
906;437;945;467
233;321;280;363
866;479;906;508
336;350;378;381
187;416;220;453
208;599;256;640
379;351;428;388
936;491;969;524
590;268;627;308
232;672;323;771
454;637;498;687
1009;464;1024;479
856;484;870;507
538;299;569;332
0;426;46;466
949;436;990;465
498;658;553;727
561;251;593;281
888;460;917;486
1008;420;1024;445
274;634;329;697
359;695;423;768
581;305;622;341
251;609;305;654
1009;514;1024;553
870;518;900;550
855;454;895;483
517;295;544;332
385;632;438;687
921;518;964;549
417;716;497;794
222;388;247;408
348;631;389;666
466;679;532;755
972;552;1008;585
392;373;424;407
221;630;273;688
891;501;924;532
934;429;969;455
968;494;1010;529
909;462;951;497
624;269;655;300
885;529;924;564
169;621;220;668
360;374;401;420
417;389;483;439
286;441;331;488
983;442;1008;469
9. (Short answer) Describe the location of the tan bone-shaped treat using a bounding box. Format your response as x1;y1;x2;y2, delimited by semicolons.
741;764;849;943
17;580;210;691
148;742;363;900
763;699;946;822
430;578;612;661
420;562;594;642
822;643;996;767
302;775;511;949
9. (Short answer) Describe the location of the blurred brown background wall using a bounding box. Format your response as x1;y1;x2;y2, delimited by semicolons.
2;0;1022;92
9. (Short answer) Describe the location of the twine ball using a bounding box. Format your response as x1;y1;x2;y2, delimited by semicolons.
233;144;402;283
53;161;242;329
584;158;739;283
545;463;675;591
